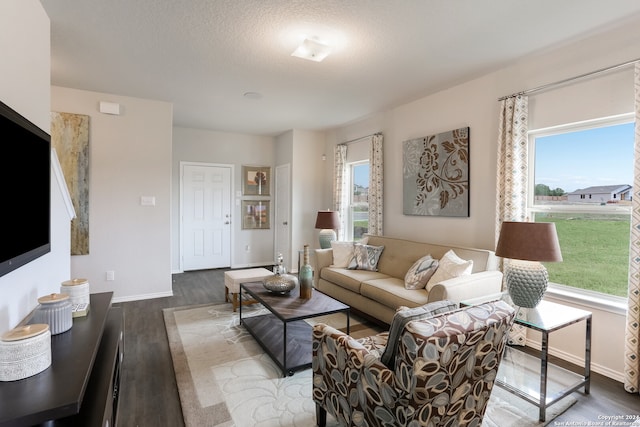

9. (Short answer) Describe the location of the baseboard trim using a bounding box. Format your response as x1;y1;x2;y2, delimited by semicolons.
112;291;174;304
526;338;624;383
230;262;273;269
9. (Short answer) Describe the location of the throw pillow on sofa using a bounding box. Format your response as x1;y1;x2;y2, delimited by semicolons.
330;237;370;268
348;243;384;271
404;255;439;289
426;249;473;291
380;300;458;368
330;241;356;267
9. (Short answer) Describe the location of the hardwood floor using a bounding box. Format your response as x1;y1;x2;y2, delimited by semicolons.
116;268;227;427
115;269;639;426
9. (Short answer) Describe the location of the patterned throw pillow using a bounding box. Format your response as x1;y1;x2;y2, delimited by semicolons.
380;300;458;368
404;255;439;290
347;244;384;271
425;250;473;291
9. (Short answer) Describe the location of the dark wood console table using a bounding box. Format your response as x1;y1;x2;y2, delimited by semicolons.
0;292;123;427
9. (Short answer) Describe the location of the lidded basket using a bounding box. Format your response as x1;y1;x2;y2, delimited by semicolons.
0;324;52;381
60;278;90;306
32;293;73;335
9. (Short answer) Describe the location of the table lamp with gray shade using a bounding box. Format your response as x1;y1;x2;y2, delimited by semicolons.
315;210;340;249
495;221;563;308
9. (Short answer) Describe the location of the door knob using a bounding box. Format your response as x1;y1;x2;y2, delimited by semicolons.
283;221;288;225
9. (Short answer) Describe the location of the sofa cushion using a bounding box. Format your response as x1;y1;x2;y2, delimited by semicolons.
426;249;473;291
320;267;388;293
380;300;458;368
361;278;430;309
404;255;439;289
364;235;498;277
348;244;385;271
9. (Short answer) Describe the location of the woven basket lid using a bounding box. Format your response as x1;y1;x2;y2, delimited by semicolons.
61;278;88;286
1;324;49;342
38;293;70;304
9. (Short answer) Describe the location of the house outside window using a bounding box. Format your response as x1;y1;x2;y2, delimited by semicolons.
528;115;634;298
346;161;369;241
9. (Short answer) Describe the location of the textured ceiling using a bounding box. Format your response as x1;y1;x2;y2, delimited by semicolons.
40;0;640;136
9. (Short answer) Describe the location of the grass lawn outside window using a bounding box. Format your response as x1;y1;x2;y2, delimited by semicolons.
535;212;630;298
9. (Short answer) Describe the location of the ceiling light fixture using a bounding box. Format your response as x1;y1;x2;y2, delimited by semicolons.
291;38;332;62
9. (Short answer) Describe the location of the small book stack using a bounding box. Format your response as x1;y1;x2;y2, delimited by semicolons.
71;303;90;318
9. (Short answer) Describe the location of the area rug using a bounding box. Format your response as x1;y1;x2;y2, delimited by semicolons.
163;302;576;427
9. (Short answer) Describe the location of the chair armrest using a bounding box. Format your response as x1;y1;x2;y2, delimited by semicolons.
312;324;395;423
312;323;390;373
427;270;503;303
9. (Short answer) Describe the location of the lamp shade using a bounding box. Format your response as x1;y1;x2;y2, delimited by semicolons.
315;211;340;230
315;211;340;249
495;221;562;262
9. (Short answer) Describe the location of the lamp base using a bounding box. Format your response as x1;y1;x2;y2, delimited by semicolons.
504;259;549;308
318;229;336;249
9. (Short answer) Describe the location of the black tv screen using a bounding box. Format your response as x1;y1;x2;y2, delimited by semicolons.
0;100;51;277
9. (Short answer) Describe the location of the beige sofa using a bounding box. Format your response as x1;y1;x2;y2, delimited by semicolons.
314;235;503;325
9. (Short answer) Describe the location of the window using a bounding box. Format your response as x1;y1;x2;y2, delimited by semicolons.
346;161;369;241
529;114;634;298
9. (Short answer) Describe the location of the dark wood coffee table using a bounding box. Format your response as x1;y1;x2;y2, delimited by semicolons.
240;281;350;377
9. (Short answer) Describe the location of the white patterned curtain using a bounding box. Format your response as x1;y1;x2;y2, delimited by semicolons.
495;94;529;346
368;134;384;236
495;95;530;239
625;63;640;394
333;144;348;240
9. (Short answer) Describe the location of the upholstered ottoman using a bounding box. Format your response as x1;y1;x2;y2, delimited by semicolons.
224;268;273;311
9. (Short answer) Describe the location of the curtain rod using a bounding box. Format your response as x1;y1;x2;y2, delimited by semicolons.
339;132;382;146
498;57;640;101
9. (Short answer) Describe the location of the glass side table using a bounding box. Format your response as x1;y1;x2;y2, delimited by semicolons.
462;294;592;422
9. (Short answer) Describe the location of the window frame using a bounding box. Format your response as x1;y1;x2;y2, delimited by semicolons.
345;160;369;241
527;113;633;312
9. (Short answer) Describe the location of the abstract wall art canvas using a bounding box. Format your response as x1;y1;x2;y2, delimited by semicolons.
242;166;270;196
241;200;270;229
51;112;90;254
403;127;469;217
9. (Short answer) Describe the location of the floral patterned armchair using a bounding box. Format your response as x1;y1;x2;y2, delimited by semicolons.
312;300;516;427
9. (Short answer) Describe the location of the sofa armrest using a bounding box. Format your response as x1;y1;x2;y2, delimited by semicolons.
427;270;503;303
314;249;333;284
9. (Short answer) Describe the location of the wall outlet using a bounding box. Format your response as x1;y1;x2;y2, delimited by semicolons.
245;245;250;252
106;271;115;281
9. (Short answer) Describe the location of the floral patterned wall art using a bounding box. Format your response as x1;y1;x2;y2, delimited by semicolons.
402;127;469;217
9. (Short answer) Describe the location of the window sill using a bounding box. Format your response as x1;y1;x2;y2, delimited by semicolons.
546;283;628;316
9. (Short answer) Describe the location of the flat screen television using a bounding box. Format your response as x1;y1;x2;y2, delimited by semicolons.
0;100;51;278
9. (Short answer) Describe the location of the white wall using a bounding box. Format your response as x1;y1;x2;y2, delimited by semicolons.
275;131;294;267
51;86;173;303
0;1;71;334
291;129;326;253
172;126;275;270
325;18;640;381
171;127;326;272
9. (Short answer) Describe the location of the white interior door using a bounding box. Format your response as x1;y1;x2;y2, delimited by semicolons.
274;164;292;270
181;163;231;270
